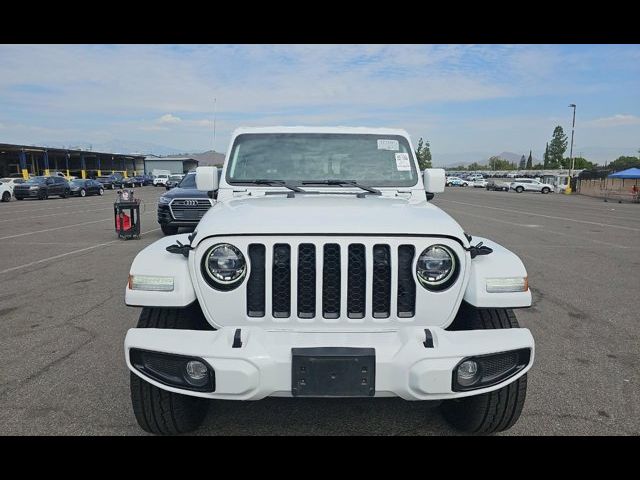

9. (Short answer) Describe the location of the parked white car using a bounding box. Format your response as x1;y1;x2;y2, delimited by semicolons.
124;126;534;435
153;174;170;186
472;179;488;188
0;180;13;202
510;178;552;194
0;177;26;200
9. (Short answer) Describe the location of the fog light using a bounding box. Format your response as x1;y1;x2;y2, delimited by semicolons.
185;360;208;380
457;360;480;387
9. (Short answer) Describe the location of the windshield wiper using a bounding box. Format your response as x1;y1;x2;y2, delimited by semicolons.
248;179;306;193
301;180;381;196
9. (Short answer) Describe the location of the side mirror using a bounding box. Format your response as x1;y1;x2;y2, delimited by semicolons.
423;168;445;194
195;166;219;192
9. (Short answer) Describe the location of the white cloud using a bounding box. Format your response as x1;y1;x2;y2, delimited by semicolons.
157;113;182;124
584;114;640;128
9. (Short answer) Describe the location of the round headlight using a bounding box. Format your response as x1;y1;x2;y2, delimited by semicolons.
202;243;246;289
416;245;457;290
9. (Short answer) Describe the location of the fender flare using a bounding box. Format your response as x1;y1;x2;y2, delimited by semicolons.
125;234;196;307
463;236;532;308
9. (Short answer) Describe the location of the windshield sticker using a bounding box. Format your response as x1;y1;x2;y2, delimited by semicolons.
377;139;399;151
395;153;411;171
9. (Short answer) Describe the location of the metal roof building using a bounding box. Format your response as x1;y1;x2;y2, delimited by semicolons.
0;143;146;179
143;156;199;175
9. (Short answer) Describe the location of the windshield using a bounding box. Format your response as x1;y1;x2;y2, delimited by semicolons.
25;177;46;184
70;180;85;186
178;173;196;188
226;133;418;187
169;175;182;181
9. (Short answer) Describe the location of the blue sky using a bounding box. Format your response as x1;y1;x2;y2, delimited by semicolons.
1;44;639;164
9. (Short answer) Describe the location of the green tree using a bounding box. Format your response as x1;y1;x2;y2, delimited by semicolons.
519;155;526;169
415;137;432;170
547;126;568;168
543;142;549;168
532;163;545;170
467;162;488;171
608;155;640;171
488;156;515;170
526;150;533;169
564;157;596;169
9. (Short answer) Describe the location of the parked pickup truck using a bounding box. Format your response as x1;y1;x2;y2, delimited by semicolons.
124;127;534;435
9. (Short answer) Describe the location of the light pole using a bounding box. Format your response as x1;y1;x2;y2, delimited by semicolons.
568;104;576;177
212;97;217;152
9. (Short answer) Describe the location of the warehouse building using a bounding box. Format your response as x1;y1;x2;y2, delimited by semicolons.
0;143;146;179
143;156;200;175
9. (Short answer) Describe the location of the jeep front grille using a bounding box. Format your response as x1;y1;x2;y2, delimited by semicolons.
246;242;416;320
169;199;212;221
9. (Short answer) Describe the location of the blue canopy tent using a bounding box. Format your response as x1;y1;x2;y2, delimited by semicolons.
605;167;639;203
607;167;640;179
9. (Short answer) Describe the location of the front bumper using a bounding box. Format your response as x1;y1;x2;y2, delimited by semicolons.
14;189;40;198
125;326;534;401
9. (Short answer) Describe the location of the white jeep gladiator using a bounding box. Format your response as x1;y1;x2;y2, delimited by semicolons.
124;127;534;435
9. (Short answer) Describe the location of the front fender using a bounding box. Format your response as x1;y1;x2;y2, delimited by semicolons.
463;237;531;308
125;234;196;307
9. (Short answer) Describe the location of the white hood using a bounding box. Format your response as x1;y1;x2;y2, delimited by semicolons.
191;194;467;246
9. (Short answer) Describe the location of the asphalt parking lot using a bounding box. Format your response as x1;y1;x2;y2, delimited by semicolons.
0;186;638;435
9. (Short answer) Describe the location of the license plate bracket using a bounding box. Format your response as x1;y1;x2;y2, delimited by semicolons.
291;347;375;397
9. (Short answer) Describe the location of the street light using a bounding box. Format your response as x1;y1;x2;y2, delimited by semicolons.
568;104;576;178
212;97;217;152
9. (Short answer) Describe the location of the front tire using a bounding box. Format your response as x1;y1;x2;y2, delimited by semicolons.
99;188;104;196
80;188;86;197
130;304;213;435
515;186;524;193
1;191;10;202
541;187;550;194
441;305;528;434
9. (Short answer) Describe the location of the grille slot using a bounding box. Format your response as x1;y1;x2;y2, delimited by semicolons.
169;199;212;221
322;244;341;319
397;245;416;318
347;244;366;318
372;245;391;318
297;244;316;318
272;244;291;318
246;244;265;317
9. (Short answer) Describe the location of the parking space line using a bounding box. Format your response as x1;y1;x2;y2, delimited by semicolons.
0;228;161;275
438;199;640;232
0;206;113;223
442;205;633;249
0;209;156;241
0;219;113;240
